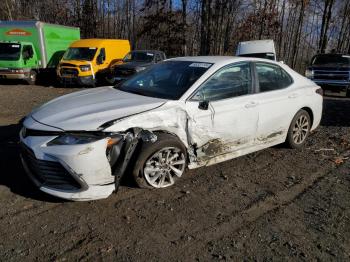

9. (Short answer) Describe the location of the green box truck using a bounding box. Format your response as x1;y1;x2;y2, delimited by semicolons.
0;21;80;84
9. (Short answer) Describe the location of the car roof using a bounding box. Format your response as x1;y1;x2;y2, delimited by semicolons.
167;56;282;65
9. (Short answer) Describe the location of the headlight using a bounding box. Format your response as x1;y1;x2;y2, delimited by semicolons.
305;69;313;78
47;133;123;146
79;65;91;72
135;66;146;72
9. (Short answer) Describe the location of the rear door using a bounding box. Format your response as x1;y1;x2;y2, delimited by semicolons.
185;62;260;163
253;62;301;144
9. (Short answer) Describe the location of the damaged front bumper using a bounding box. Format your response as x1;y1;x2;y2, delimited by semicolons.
20;133;117;201
19;119;157;201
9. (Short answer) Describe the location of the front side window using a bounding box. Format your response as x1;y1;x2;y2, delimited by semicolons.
117;61;212;100
0;43;21;61
97;48;106;64
192;62;252;101
22;45;33;59
255;63;293;92
63;47;97;61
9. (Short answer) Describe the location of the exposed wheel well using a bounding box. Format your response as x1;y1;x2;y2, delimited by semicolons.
301;107;314;127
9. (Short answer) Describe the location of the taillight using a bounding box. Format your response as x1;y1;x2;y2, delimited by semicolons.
316;87;323;96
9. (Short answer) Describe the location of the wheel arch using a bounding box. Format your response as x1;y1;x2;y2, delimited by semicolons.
151;129;188;149
300;107;314;127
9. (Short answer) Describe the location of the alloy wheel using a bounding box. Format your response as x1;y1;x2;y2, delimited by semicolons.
292;114;309;144
143;147;186;188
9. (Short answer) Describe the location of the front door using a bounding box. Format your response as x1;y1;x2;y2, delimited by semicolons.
185;62;259;166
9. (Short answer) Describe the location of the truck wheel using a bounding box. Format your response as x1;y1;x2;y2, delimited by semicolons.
132;133;187;189
286;109;311;149
104;76;116;85
26;70;37;85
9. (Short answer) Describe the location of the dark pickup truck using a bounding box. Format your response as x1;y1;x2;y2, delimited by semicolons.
305;54;350;96
98;50;166;85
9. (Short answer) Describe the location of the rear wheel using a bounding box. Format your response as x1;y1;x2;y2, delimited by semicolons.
26;70;37;85
286;109;311;149
132;133;187;189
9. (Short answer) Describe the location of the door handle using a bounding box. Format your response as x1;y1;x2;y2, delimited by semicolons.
288;93;298;98
245;101;258;108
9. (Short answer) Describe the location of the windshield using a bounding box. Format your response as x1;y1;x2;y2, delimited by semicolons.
0;43;21;61
123;51;155;62
312;55;350;66
239;53;275;60
63;47;97;61
117;61;213;99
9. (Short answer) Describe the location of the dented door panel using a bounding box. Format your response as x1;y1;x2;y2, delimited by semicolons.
185;94;259;164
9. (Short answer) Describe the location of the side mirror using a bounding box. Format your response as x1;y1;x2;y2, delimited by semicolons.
198;100;209;110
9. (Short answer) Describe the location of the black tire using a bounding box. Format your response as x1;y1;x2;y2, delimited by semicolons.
286;109;311;149
132;132;187;189
26;70;37;85
104;75;116;85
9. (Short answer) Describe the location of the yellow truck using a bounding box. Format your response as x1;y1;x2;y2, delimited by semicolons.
57;39;130;86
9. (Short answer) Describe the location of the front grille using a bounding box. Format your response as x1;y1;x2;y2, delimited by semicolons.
21;143;81;191
60;68;79;76
313;71;349;81
114;68;136;77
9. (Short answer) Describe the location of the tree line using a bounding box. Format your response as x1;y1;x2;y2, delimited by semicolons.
1;0;350;73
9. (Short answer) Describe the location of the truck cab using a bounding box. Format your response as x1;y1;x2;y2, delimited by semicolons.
305;54;350;96
0;41;38;84
0;21;80;85
57;39;130;87
236;40;276;61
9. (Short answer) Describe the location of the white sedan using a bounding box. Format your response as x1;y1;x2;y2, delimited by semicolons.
20;56;323;201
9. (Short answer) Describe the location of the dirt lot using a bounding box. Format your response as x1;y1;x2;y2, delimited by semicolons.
0;84;349;261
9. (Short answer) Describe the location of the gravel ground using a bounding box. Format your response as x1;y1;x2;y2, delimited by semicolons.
0;84;349;261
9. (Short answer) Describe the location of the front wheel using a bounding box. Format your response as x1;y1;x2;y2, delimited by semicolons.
286;109;311;149
26;70;37;85
132;133;187;189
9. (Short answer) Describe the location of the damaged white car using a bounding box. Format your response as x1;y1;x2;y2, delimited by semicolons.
20;56;323;201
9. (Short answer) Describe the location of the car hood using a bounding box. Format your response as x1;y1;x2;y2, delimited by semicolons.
30;86;166;131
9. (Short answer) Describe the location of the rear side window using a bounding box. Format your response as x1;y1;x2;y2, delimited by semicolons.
255;63;293;92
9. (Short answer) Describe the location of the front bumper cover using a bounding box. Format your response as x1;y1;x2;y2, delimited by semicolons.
20;129;117;201
20;118;157;201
